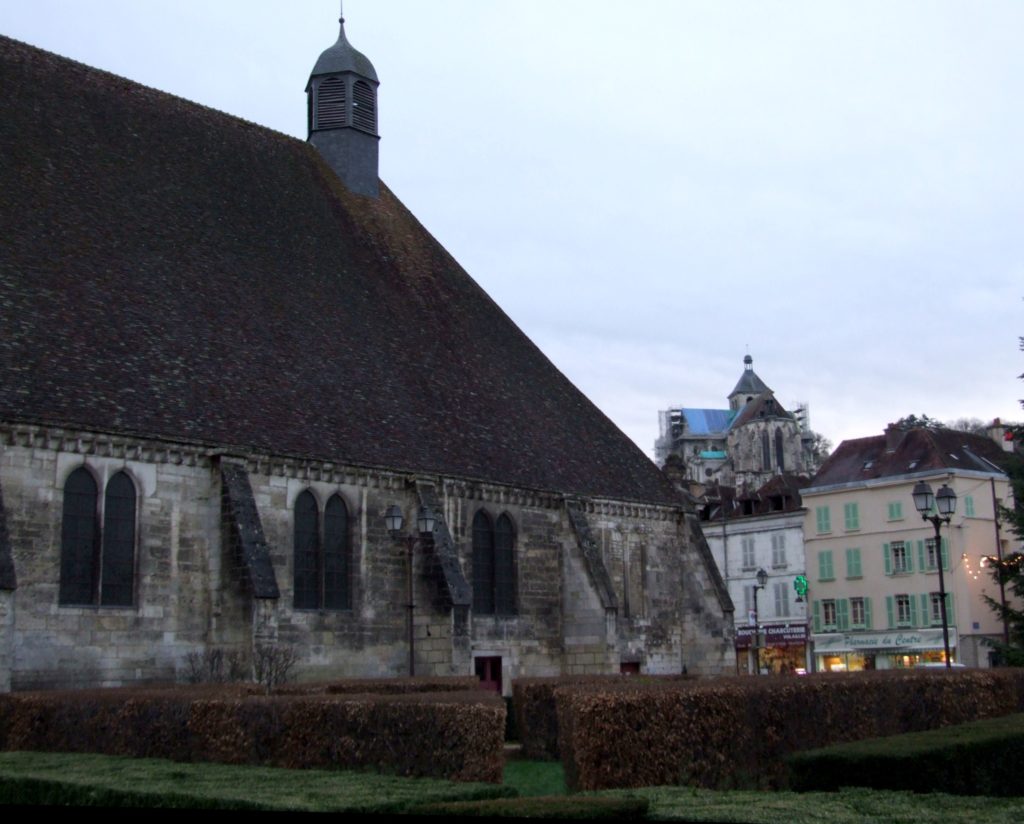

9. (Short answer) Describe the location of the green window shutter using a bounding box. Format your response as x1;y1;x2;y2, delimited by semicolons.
886;596;894;629
864;597;873;629
941;538;949;571
917;540;926;571
845;548;853;578
837;599;850;630
964;496;975;517
813;600;821;632
909;595;918;627
905;546;914;573
816;507;831;533
818;551;833;581
851;548;861;577
946;593;956;625
883;543;892;576
844;503;859;530
920;594;930;626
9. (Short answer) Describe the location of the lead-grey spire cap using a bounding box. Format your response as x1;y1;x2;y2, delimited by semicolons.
309;16;378;82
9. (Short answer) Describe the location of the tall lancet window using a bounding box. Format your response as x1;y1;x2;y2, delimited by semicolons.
59;467;136;607
775;429;786;473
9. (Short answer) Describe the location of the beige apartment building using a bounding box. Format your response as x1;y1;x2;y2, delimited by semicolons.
802;425;1013;671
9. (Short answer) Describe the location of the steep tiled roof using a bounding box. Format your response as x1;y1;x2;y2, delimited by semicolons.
728;391;794;429
0;36;679;505
809;427;1009;490
729;367;770;400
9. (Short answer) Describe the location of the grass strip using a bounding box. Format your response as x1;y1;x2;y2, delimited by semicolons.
409;794;647;819
502;759;567;797
631;786;1024;823
0;751;512;812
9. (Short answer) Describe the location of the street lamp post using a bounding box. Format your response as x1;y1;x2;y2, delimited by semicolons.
752;567;768;675
912;481;957;669
384;504;436;677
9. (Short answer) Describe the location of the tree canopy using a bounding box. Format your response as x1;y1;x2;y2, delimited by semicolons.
983;337;1024;665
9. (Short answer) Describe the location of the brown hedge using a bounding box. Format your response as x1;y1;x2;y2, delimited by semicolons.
512;675;695;759
555;669;1024;791
276;676;481;696
0;686;505;783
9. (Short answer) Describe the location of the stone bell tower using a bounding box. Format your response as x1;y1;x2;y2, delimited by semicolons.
306;6;380;197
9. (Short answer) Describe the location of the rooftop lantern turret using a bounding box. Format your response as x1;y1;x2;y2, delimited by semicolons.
306;4;380;197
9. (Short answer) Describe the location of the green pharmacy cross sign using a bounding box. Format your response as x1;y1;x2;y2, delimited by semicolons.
793;575;809;601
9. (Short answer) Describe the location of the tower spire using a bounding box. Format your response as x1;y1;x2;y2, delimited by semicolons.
306;7;380;197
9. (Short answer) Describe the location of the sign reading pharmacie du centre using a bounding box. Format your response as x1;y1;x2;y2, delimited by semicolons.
812;628;959;671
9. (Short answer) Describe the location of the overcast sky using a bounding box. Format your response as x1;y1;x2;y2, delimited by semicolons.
3;1;1022;459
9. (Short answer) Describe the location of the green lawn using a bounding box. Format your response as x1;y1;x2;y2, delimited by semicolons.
502;758;567;796
0;751;510;813
2;751;1024;821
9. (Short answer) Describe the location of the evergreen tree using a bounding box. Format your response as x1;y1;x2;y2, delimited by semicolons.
984;337;1024;664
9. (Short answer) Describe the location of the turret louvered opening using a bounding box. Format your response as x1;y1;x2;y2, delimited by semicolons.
352;80;376;134
316;77;347;130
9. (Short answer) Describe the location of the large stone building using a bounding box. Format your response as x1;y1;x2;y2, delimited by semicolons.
656;355;822;491
803;424;1013;671
698;476;811;675
0;17;734;692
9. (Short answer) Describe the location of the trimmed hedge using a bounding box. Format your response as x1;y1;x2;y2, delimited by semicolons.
0;686;505;783
276;676;482;696
787;712;1024;796
554;669;1024;791
512;675;695;759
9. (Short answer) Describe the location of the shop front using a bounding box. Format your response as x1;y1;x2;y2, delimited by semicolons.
811;628;959;672
735;622;809;675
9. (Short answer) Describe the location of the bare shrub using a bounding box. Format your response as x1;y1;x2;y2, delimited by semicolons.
253;644;299;693
183;647;246;684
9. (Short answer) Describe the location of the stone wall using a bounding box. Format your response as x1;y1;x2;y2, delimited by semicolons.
0;589;12;692
0;424;734;691
1;437;218;689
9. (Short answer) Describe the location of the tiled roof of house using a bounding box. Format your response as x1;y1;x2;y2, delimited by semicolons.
0;35;679;505
809;427;1009;490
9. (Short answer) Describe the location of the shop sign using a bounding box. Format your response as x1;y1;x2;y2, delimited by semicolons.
811;627;959;654
735;623;808;649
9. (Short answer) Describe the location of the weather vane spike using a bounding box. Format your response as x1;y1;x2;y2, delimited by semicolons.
340;1;344;23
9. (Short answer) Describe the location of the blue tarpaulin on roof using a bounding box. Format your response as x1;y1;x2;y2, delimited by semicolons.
681;409;733;435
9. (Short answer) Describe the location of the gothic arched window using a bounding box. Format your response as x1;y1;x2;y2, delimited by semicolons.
472;510;516;616
294;490;352;611
323;494;352;611
761;431;772;471
59;468;136;607
293;490;320;610
494;514;517;616
775;429;786;473
101;471;137;606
